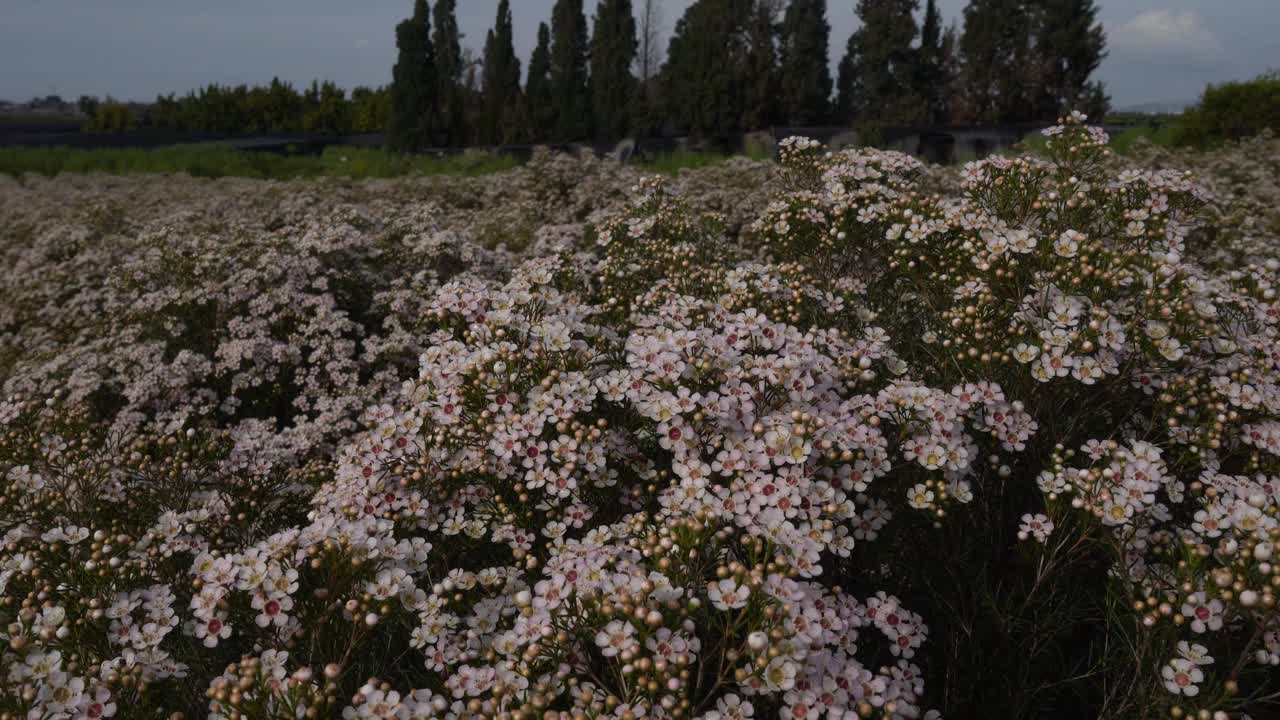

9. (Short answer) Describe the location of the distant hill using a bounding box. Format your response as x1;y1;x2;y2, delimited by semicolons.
1115;100;1194;115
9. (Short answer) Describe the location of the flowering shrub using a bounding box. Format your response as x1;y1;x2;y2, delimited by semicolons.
1;117;1277;720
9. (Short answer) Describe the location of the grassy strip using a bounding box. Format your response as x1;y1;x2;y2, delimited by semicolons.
637;145;772;175
0;144;520;179
1;143;775;180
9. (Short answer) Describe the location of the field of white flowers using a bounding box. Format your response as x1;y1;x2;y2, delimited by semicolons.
1;118;1277;720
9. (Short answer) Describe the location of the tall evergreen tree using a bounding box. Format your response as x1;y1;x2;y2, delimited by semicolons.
526;22;556;140
850;0;923;125
590;0;639;141
662;0;752;137
915;0;949;124
634;0;666;134
778;0;832;125
1036;0;1109;119
835;31;864;123
549;0;592;141
958;0;1038;124
741;0;781;130
481;0;523;144
388;0;437;152
432;0;464;144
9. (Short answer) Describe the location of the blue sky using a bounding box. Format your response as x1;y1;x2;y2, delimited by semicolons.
1;1;1275;108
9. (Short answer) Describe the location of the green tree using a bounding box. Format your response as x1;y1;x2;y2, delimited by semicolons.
958;0;1039;124
389;0;438;151
850;0;924;125
1174;71;1280;147
741;0;781;130
481;0;524;144
590;0;639;142
549;0;592;141
834;31;863;123
778;0;832;125
302;80;351;134
1036;0;1109;119
662;0;752;137
915;0;951;124
432;0;465;145
526;22;556;140
351;86;392;132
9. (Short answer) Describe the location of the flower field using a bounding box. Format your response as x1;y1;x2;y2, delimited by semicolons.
1;118;1278;720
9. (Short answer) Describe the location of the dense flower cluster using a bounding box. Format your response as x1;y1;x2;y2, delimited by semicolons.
1;118;1277;720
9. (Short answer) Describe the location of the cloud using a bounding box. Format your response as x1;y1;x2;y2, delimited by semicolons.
1113;9;1222;56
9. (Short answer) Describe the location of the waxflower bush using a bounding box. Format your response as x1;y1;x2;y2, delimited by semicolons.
2;117;1278;720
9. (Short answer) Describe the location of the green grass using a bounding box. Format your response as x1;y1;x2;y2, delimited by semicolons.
634;146;772;175
0;144;520;179
1107;124;1180;154
636;150;730;175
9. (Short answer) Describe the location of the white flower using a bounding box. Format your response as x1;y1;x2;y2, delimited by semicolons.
594;620;634;658
1180;593;1224;633
1054;230;1082;257
707;578;750;611
1161;658;1203;696
1018;513;1054;543
907;484;934;509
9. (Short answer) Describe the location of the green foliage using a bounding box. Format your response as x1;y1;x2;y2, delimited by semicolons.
958;0;1039;124
0;144;518;179
635;150;732;174
1036;0;1109;119
844;0;926;126
389;0;438;152
1172;71;1280;147
481;0;524;145
778;0;832;125
914;0;954;125
957;0;1109;124
590;0;640;142
83;99;138;133
741;0;782;131
350;86;392;133
835;31;864;124
662;0;753;137
549;0;592;141
432;0;466;146
142;78;388;135
525;23;557;141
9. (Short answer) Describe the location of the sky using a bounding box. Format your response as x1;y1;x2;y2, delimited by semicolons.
0;1;1275;109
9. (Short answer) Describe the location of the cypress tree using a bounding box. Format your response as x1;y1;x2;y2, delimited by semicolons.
590;0;639;142
1036;0;1109;119
778;0;832;126
915;0;949;124
549;0;592;141
388;0;437;152
835;31;864;124
741;0;781;131
852;0;924;125
526;23;556;140
959;0;1038;124
481;0;523;144
432;0;464;145
663;0;751;137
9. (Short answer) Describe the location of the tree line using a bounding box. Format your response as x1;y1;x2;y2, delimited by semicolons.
77;80;392;135
389;0;1109;151
71;0;1109;146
